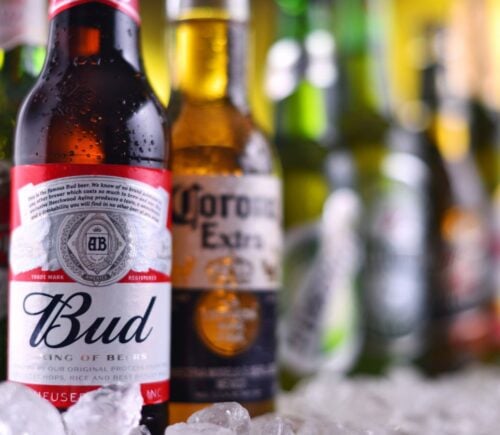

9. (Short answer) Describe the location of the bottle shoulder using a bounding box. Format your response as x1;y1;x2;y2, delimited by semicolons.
14;60;170;168
170;97;279;176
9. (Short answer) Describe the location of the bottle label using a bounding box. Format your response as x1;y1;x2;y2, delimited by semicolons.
49;0;140;23
362;176;428;357
171;174;282;403
281;189;360;375
0;0;47;49
8;164;171;407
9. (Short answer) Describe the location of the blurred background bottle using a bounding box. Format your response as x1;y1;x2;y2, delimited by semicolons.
268;0;360;390
351;106;432;375
417;28;493;374
452;0;500;356
0;0;46;380
327;0;400;375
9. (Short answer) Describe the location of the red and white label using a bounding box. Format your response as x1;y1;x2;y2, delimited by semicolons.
49;0;140;23
8;164;171;407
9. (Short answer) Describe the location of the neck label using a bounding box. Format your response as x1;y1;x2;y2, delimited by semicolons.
49;0;140;23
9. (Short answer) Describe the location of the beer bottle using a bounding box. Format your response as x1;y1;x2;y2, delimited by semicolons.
281;144;362;387
448;0;500;359
8;1;171;433
351;105;434;375
418;32;492;374
168;0;282;423
0;0;46;381
270;0;359;390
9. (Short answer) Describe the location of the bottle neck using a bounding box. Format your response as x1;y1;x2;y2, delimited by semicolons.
45;3;143;72
170;16;248;106
334;0;377;111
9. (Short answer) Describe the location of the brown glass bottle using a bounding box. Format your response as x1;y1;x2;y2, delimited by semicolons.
168;0;282;424
10;2;170;434
418;49;493;375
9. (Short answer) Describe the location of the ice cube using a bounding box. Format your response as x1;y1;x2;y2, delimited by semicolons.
187;402;250;435
165;422;236;434
250;414;295;435
0;382;66;435
63;384;143;435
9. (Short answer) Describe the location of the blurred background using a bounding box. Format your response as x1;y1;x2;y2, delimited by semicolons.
3;0;500;392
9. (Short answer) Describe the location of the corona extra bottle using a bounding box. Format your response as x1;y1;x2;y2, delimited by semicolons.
168;0;282;423
9;1;171;433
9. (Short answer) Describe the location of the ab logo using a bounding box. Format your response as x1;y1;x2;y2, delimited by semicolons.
57;212;134;287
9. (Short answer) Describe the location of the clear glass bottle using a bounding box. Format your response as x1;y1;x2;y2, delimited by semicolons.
168;0;283;423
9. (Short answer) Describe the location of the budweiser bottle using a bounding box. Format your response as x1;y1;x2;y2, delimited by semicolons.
8;1;171;433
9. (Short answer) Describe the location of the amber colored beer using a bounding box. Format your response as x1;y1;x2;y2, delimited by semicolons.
10;2;171;434
168;0;282;424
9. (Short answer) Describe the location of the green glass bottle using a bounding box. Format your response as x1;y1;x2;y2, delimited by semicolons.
327;0;402;375
279;145;362;389
332;0;389;192
0;0;46;380
351;114;431;375
270;0;359;390
269;0;330;231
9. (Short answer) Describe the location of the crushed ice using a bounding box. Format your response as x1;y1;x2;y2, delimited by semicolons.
0;382;66;435
2;367;500;434
63;383;145;435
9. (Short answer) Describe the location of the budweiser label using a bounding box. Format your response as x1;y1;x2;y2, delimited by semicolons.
49;0;140;23
0;0;47;50
9;164;171;407
172;175;282;290
171;175;281;403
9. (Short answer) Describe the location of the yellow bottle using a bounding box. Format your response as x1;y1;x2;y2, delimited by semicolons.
167;0;282;423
